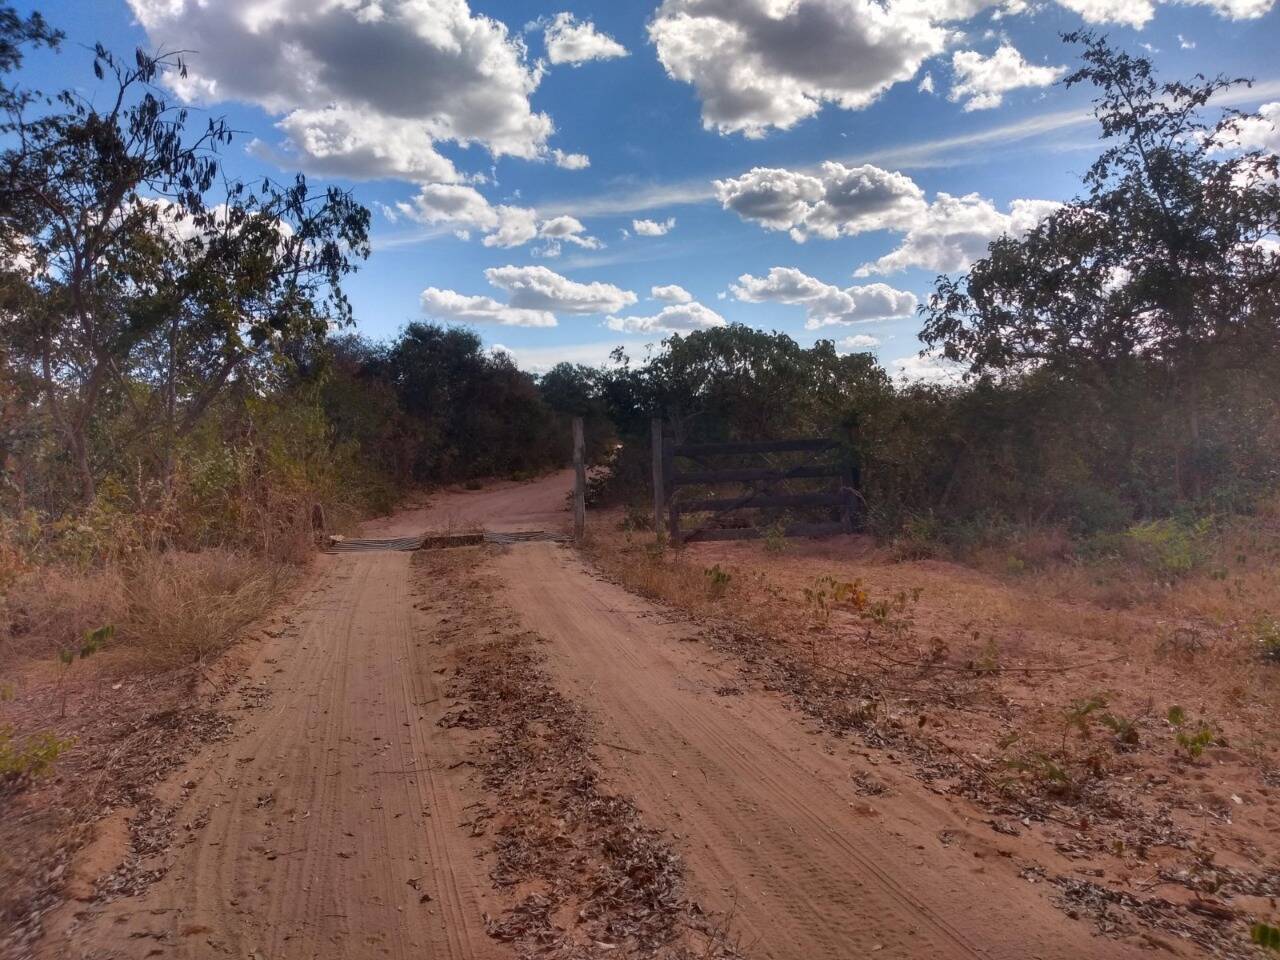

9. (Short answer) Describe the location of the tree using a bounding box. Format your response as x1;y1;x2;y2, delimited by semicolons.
0;5;60;126
379;323;564;482
920;33;1280;498
0;39;369;504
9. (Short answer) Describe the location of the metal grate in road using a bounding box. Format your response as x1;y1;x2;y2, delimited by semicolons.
327;530;568;553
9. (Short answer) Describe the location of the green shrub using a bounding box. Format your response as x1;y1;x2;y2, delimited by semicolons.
703;564;732;598
1126;516;1215;578
0;727;73;785
1254;922;1280;951
1250;614;1280;662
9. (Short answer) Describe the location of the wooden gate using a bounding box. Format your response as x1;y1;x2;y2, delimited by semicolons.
651;422;859;544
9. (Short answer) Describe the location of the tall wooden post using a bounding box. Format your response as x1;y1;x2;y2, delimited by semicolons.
572;416;586;542
651;418;665;533
662;436;679;545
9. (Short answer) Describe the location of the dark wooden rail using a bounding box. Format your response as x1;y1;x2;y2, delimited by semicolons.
652;422;860;545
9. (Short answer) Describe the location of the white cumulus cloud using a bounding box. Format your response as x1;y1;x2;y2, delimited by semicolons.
891;352;965;383
731;267;917;328
716;162;926;242
652;284;694;303
485;265;637;314
606;301;727;333
949;44;1066;112
633;217;677;237
1214;102;1280;154
392;185;601;251
127;0;582;180
1055;0;1156;26
838;334;881;351
422;265;636;328
649;0;956;137
421;288;557;328
856;193;1060;276
1052;0;1273;26
544;12;628;65
551;149;592;170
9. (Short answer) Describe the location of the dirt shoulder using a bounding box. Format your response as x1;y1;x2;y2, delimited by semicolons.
33;546;503;960
498;537;1152;960
584;517;1280;958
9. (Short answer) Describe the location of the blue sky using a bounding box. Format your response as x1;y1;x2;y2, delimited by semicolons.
14;0;1280;376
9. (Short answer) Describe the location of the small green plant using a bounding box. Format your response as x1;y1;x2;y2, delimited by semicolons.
1167;705;1216;760
1249;613;1280;662
762;517;789;554
1098;711;1140;748
1253;922;1280;952
0;726;74;785
621;503;654;532
644;529;669;561
704;564;732;598
55;624;112;718
802;575;869;624
1126;516;1214;579
1001;751;1079;798
970;635;1001;675
1059;694;1141;750
1062;695;1109;749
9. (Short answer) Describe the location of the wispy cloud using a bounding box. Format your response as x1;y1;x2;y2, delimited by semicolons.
378;78;1280;243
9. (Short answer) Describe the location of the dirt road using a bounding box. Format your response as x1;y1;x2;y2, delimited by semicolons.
496;542;1144;960
52;470;1139;959
48;475;571;960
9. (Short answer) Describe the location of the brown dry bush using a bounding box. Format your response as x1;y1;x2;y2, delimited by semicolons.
1;549;290;672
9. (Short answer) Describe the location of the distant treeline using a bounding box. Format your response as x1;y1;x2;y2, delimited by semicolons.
0;11;577;562
2;15;1277;564
561;35;1280;541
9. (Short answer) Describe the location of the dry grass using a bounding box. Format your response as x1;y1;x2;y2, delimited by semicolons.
1;548;293;673
118;550;293;667
582;529;789;638
584;510;1280;956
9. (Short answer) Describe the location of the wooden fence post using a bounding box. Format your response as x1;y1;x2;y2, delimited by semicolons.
573;416;586;542
662;436;678;545
651;418;665;534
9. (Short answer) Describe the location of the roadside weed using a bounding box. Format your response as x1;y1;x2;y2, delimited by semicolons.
0;727;73;785
704;564;732;599
1167;705;1217;760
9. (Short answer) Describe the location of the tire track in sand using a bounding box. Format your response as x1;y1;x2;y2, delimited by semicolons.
49;548;503;960
492;541;1147;960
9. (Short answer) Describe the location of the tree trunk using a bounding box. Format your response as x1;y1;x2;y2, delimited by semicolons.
68;425;94;505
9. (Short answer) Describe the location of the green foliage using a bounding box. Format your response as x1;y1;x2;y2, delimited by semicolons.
1059;693;1141;750
1253;922;1280;952
1126;517;1215;578
54;624;110;718
803;576;869;624
970;636;1001;675
369;324;569;484
1167;705;1217;760
0;726;73;784
1001;752;1079;797
703;564;732;598
762;518;789;555
1249;614;1280;662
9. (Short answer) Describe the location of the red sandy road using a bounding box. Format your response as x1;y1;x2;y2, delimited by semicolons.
49;469;1145;959
44;475;572;960
494;539;1146;960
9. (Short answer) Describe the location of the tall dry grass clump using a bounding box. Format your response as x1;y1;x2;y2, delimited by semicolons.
0;548;291;673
